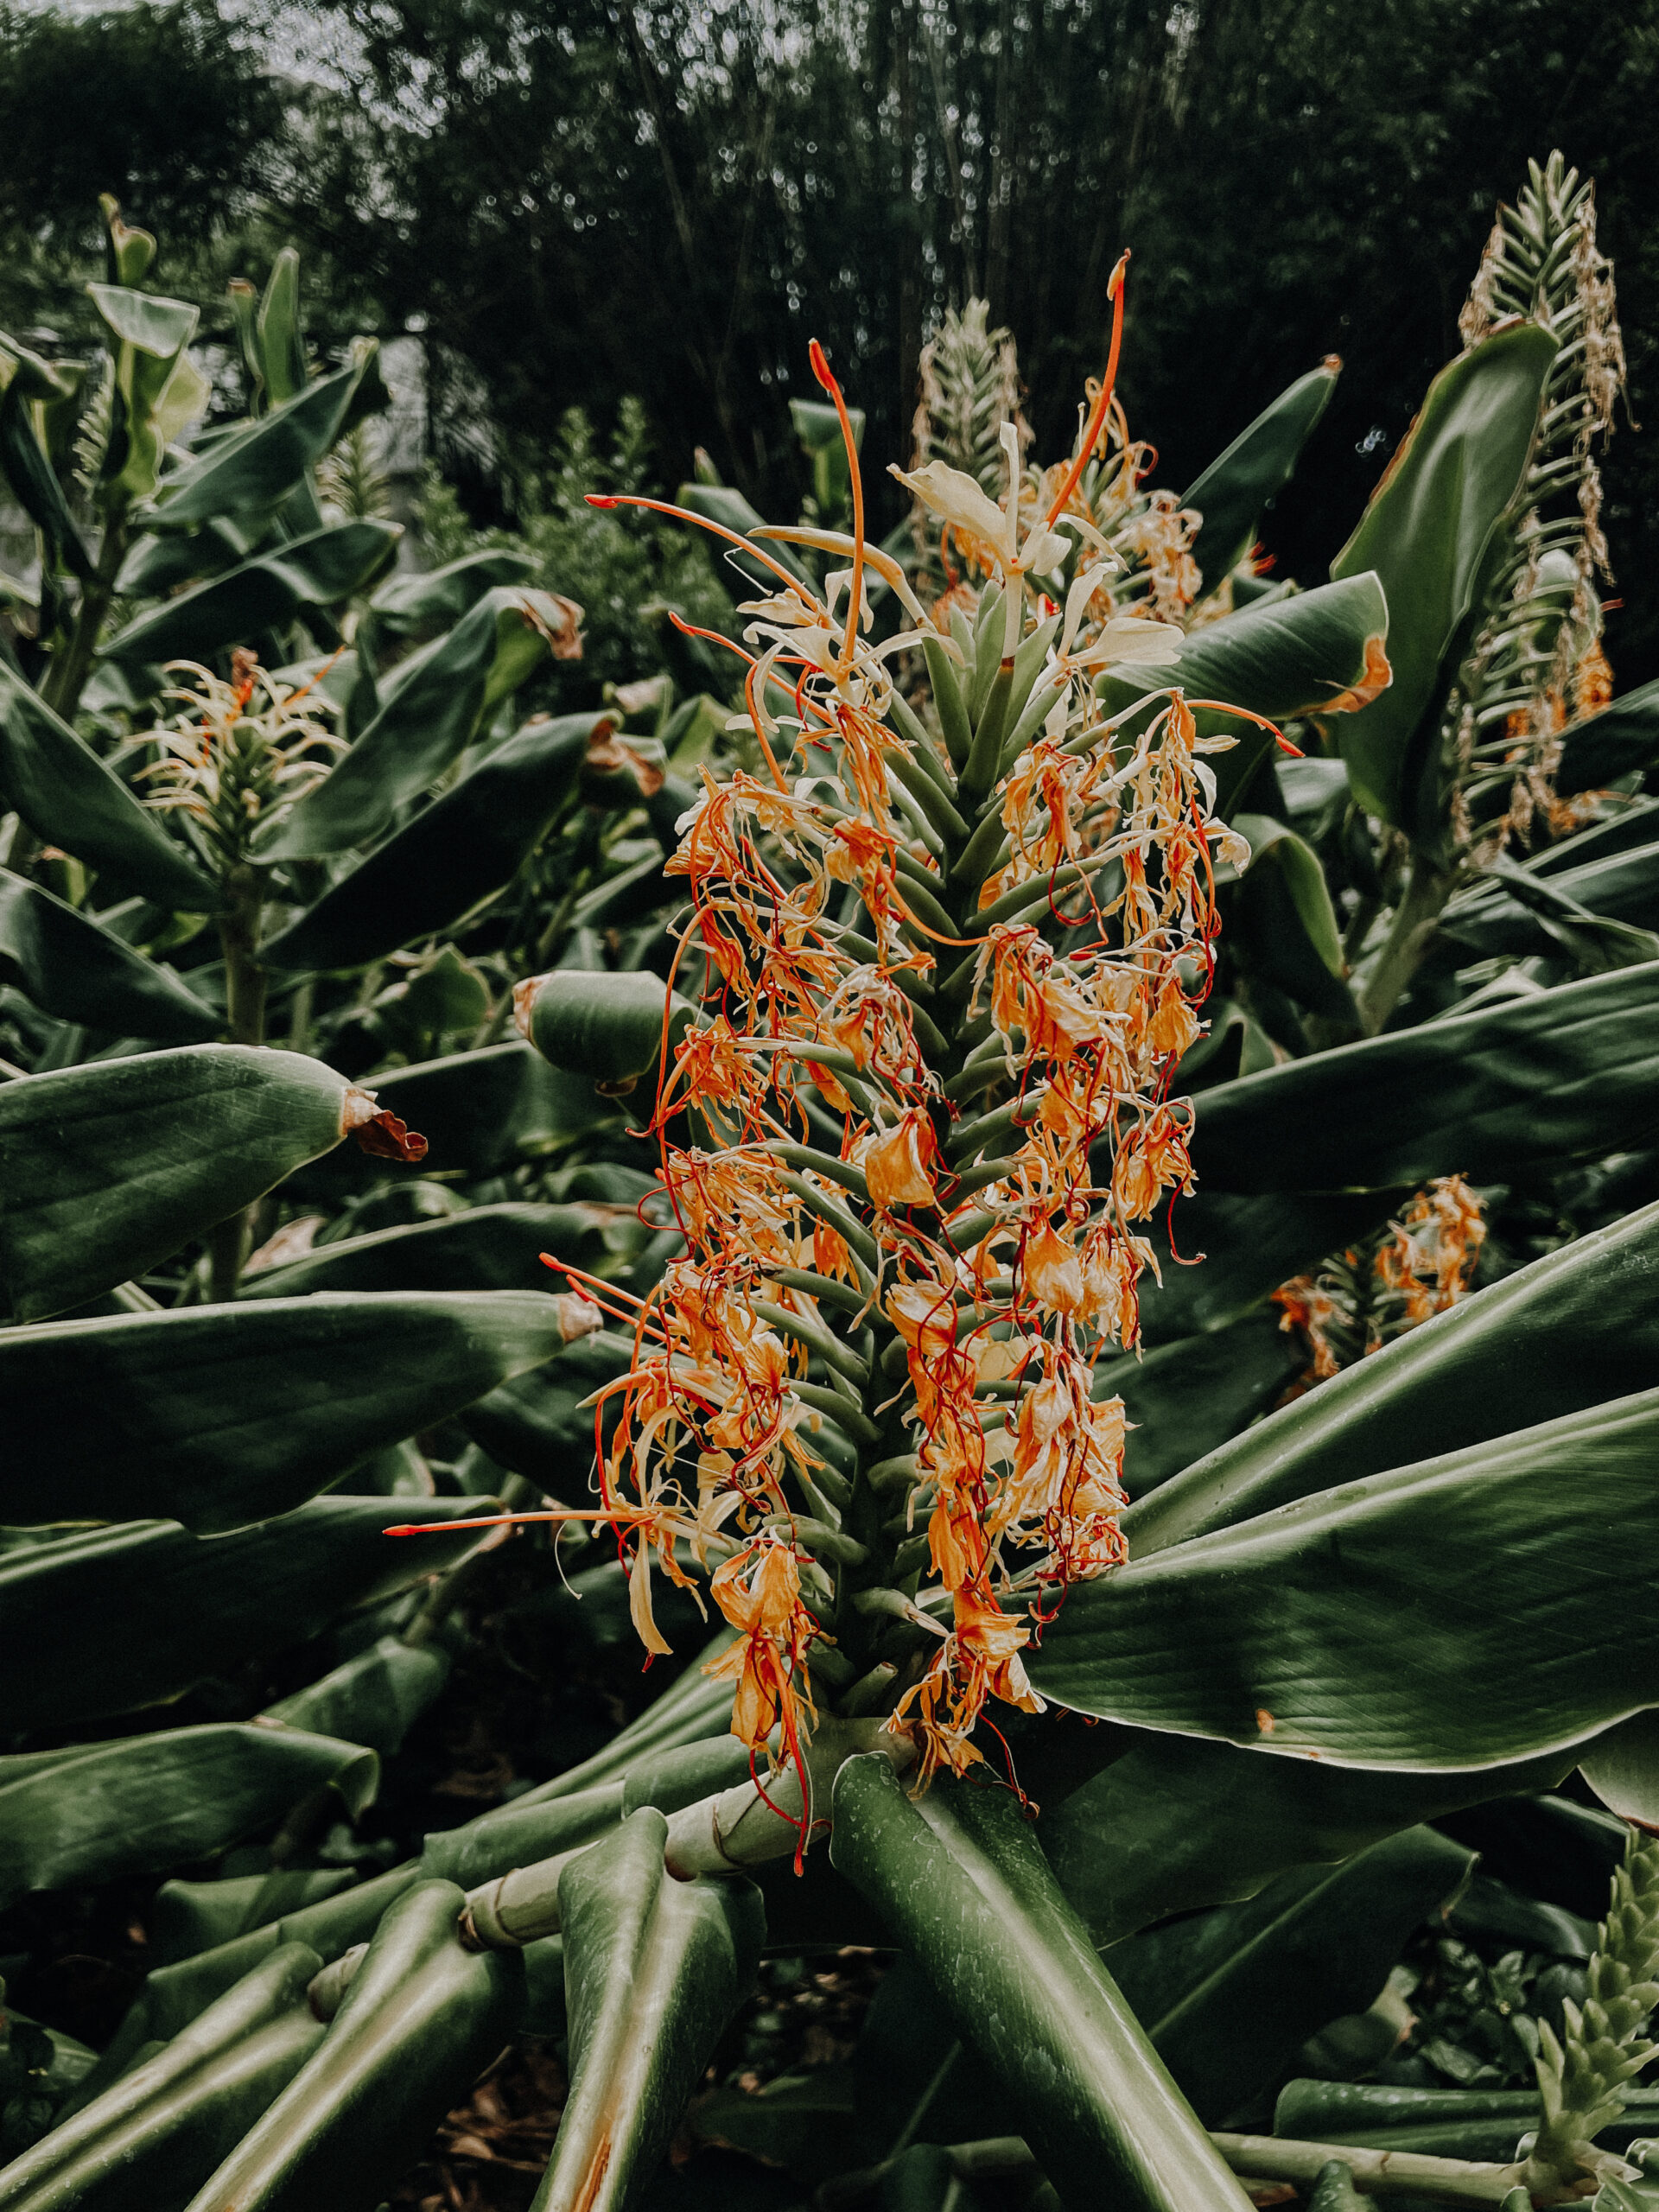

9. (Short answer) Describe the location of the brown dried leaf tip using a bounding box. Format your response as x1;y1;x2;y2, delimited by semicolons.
340;1085;429;1163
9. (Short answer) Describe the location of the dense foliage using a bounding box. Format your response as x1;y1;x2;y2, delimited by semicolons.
8;160;1659;2212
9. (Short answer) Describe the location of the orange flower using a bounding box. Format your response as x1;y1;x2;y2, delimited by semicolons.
862;1109;941;1211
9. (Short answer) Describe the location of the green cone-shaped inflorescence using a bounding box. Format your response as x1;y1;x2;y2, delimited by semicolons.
1523;1828;1659;2197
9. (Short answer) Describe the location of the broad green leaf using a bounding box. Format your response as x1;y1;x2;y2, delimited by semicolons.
1331;323;1559;838
101;520;400;664
259;587;573;860
0;1045;365;1321
240;1200;622;1300
1128;1196;1659;1554
1183;359;1341;594
1032;1383;1659;1764
370;546;537;636
0;1290;582;1530
152;1872;356;1967
1232;812;1357;1023
0;380;92;581
1136;1188;1401;1344
518;967;696;1094
1444;842;1659;969
150;344;386;531
531;1810;764;2212
102;1653;735;2069
1107;1827;1471;2125
118;513;267;600
1094;1310;1302;1498
0;868;219;1041
1187;959;1659;1194
830;1759;1255;2212
0;1495;487;1731
677;481;814;590
1096;573;1390;817
1557;678;1659;795
460;1327;634;1485
262;1634;453;1757
1273;2080;1659;2164
0;1943;326;2212
0;1725;378;1910
1578;1707;1659;1829
86;283;200;504
305;1039;614;1183
0;663;217;911
1041;1726;1573;1947
420;1782;627;1891
253;250;306;409
182;1882;523;2212
261;711;596;971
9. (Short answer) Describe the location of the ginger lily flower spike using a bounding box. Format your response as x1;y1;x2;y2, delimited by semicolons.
403;295;1260;1858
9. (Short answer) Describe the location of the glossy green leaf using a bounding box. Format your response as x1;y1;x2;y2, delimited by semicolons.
265;1632;453;1756
0;380;92;582
1095;1309;1302;1498
0;1943;325;2212
259;587;573;861
0;663;216;910
531;1809;765;2212
101;520;399;664
184;1881;523;2212
830;1759;1255;2212
1041;1726;1573;1948
1107;1827;1471;2125
1445;842;1659;968
0;1495;488;1732
518;967;696;1094
459;1326;634;1485
1033;1383;1659;1764
151;1872;357;1968
1129;1194;1659;1554
0;1045;363;1321
370;546;537;635
420;1782;626;1891
1183;359;1341;594
261;711;596;971
1577;1707;1659;1829
1136;1188;1401;1344
1273;2080;1659;2164
0;1726;378;1911
1096;573;1390;817
240;1200;622;1300
1187;959;1659;1194
0;868;219;1041
1331;323;1559;836
150;343;385;531
252;250;306;409
1232;813;1357;1023
306;1039;613;1183
1556;678;1659;795
677;481;813;590
86;283;201;505
0;1289;580;1530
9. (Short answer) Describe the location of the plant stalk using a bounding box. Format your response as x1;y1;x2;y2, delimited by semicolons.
208;859;269;1300
1211;2134;1524;2204
1357;856;1459;1036
40;510;129;726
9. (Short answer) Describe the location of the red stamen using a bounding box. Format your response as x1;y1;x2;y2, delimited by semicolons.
1046;253;1130;527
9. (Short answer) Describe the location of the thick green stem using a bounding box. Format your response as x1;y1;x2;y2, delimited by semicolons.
40;510;129;726
1211;2133;1524;2205
208;861;270;1301
1357;856;1459;1036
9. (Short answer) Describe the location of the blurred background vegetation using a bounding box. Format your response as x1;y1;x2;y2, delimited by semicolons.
5;0;1659;684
